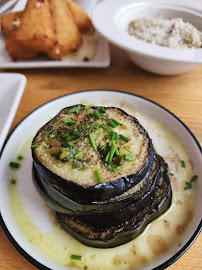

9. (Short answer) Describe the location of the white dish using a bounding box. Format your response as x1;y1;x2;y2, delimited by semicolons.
0;90;201;270
92;0;202;75
0;0;110;69
0;73;26;152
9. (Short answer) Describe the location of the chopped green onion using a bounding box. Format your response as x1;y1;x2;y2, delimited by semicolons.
89;133;97;152
17;155;23;160
108;165;117;171
109;120;117;128
89;113;94;116
84;105;92;110
112;140;119;155
180;160;185;168
108;146;115;163
111;132;118;140
94;110;102;119
190;175;197;182
119;135;131;142
109;129;115;135
10;179;16;185
105;134;109;139
114;228;123;233
61;134;70;139
31;144;39;148
108;141;112;147
70;255;83;260
100;107;106;113
65;107;81;114
67;121;76;126
101;144;107;151
61;142;74;147
63;119;71;123
111;119;122;126
9;162;20;168
105;151;110;162
75;151;83;158
95;123;101;129
100;124;111;131
124;154;134;161
68;142;74;147
95;170;103;184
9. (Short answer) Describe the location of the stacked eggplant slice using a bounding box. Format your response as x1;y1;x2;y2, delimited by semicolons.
32;105;172;248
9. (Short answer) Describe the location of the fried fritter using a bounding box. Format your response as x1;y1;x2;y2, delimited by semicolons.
0;11;22;37
14;0;56;53
48;0;82;60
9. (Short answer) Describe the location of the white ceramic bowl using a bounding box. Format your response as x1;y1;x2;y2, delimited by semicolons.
92;0;202;75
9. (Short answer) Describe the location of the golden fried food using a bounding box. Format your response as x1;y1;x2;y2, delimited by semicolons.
0;11;22;37
48;0;82;60
14;0;56;53
66;0;94;33
6;37;38;60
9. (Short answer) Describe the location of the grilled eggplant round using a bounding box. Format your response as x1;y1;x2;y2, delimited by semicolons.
32;104;172;248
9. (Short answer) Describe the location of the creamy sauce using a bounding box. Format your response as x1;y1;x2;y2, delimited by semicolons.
9;107;196;270
62;33;97;62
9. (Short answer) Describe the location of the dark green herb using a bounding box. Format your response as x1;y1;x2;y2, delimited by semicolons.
111;132;118;140
61;134;70;139
31;144;39;148
89;133;97;152
95;170;103;184
17;155;23;160
112;140;119;155
95;123;101;129
108;146;115;163
114;228;123;233
180;160;185;168
67;121;76;126
124;154;134;161
70;255;83;260
109;119;117;128
105;134;109;139
100;124;111;131
190;175;197;182
94;110;102;119
84;266;88;270
184;175;197;190
100;107;106;113
168;172;174;176
111;119;122;126
65;107;81;114
75;151;83;158
63;119;71;123
10;179;16;185
9;162;20;168
108;164;117;171
141;131;147;135
119;135;131;142
84;105;92;110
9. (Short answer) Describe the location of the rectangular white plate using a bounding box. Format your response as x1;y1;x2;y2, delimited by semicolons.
0;73;26;151
0;0;110;68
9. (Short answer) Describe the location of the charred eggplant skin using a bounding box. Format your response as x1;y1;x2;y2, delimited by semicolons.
32;105;154;204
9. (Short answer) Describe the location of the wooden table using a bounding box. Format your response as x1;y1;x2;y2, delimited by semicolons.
0;45;201;270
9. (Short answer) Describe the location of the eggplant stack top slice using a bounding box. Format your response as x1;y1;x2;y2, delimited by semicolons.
32;105;154;203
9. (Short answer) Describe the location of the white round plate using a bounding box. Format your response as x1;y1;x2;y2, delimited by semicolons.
0;90;201;270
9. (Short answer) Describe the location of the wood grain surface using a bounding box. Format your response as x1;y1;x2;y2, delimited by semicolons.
0;44;201;270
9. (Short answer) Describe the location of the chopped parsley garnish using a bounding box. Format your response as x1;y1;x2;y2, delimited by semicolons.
100;107;106;113
114;228;123;233
109;119;117;128
17;155;23;160
10;179;16;185
65;107;81;114
124;154;134;161
89;133;97;152
84;105;92;110
180;160;185;168
108;165;117;171
70;254;83;260
95;170;103;184
184;175;197;190
75;151;83;158
94;110;102;119
119;135;131;142
31;144;39;148
9;162;20;168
